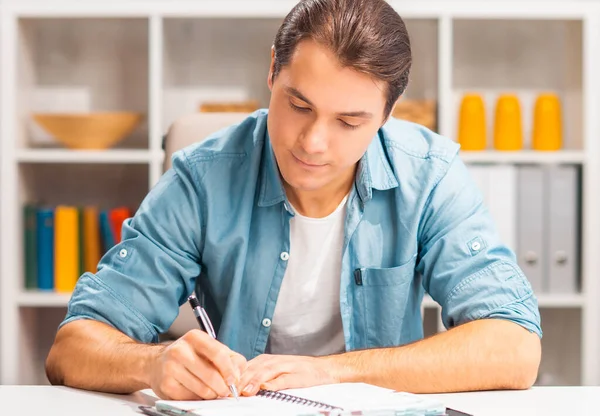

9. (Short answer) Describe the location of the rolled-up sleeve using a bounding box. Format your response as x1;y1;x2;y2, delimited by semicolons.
416;154;542;338
59;151;205;343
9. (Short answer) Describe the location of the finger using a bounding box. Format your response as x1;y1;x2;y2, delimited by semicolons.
239;357;289;396
180;347;232;398
171;336;231;398
160;378;203;401
173;364;219;400
188;331;238;386
262;373;308;392
238;356;268;396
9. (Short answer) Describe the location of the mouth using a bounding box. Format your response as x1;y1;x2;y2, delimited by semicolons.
292;153;327;169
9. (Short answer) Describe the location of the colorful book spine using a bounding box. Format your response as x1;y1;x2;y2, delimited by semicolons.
83;206;101;274
36;208;54;291
78;207;85;276
25;204;128;291
24;205;38;289
109;207;131;244
54;206;80;293
99;210;116;254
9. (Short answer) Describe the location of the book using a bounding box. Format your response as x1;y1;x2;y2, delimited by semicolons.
151;383;448;416
99;210;116;254
23;204;38;289
78;206;85;276
36;208;55;290
54;205;80;293
109;206;131;244
83;206;101;273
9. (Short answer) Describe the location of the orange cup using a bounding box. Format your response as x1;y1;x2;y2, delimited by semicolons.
532;93;562;151
457;94;486;151
493;94;523;151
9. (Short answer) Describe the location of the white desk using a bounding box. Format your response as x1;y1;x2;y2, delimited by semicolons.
0;386;598;416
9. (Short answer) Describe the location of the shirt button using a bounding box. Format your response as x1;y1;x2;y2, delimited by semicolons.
262;318;272;328
280;252;290;261
471;241;481;251
119;249;128;258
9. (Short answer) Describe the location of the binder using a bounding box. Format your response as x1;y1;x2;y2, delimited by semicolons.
516;166;545;293
546;165;579;294
487;165;517;253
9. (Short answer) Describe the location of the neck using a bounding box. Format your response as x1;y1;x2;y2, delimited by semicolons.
284;165;356;218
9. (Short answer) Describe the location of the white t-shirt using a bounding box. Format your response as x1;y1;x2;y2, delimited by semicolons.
266;195;348;356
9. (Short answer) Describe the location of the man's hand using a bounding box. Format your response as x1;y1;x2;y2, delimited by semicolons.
148;329;247;400
237;354;341;396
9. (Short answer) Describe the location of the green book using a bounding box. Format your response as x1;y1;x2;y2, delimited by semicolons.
23;204;38;289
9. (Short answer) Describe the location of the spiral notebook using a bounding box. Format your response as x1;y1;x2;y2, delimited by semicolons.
148;382;450;416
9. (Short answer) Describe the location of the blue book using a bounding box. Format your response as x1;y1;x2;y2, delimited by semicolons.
36;208;54;290
99;210;115;254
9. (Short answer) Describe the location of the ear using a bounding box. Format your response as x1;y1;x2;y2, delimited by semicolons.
267;46;276;91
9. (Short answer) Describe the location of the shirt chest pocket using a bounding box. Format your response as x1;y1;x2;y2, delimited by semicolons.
354;257;416;348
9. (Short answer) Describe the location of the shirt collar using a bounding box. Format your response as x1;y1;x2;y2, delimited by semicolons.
258;130;287;207
258;129;399;208
354;130;400;203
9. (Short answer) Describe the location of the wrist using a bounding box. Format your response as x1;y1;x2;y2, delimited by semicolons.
141;343;166;388
321;353;360;384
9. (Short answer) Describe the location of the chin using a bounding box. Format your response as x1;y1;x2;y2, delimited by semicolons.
280;170;327;192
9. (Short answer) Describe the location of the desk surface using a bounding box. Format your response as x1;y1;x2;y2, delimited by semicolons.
0;385;598;416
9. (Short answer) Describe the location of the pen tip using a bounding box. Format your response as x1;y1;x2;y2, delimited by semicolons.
230;385;239;401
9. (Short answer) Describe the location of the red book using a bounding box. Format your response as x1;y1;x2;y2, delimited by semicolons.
109;207;131;244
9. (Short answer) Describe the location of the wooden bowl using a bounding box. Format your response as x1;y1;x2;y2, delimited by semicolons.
199;100;260;113
392;99;437;131
32;112;144;150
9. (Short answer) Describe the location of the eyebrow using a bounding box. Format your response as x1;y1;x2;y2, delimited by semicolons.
284;86;374;119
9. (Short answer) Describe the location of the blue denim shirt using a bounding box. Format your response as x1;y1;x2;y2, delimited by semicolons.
61;109;542;358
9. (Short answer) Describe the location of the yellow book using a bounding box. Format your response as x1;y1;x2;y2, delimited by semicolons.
83;206;101;274
54;206;80;293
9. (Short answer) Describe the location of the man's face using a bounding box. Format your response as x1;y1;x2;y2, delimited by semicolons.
267;39;389;193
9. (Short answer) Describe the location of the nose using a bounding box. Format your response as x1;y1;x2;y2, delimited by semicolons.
299;119;328;155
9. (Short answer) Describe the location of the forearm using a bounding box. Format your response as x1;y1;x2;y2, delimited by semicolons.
46;319;163;393
329;319;541;393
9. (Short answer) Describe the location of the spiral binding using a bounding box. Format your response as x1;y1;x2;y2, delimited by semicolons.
257;389;342;411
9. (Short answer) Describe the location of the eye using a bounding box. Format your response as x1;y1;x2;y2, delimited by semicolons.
340;120;360;130
289;101;311;113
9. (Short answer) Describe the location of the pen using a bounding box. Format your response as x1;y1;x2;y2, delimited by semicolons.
187;293;240;401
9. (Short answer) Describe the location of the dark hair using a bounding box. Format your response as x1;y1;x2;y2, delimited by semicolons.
272;0;412;119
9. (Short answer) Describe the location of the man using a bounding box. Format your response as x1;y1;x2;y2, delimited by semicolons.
46;0;542;400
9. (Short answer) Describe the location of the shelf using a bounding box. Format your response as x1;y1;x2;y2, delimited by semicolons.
459;150;585;165
16;149;159;164
9;1;592;20
18;17;149;150
422;293;584;309
18;291;72;307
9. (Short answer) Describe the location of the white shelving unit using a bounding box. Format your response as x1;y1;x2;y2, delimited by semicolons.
1;0;599;387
